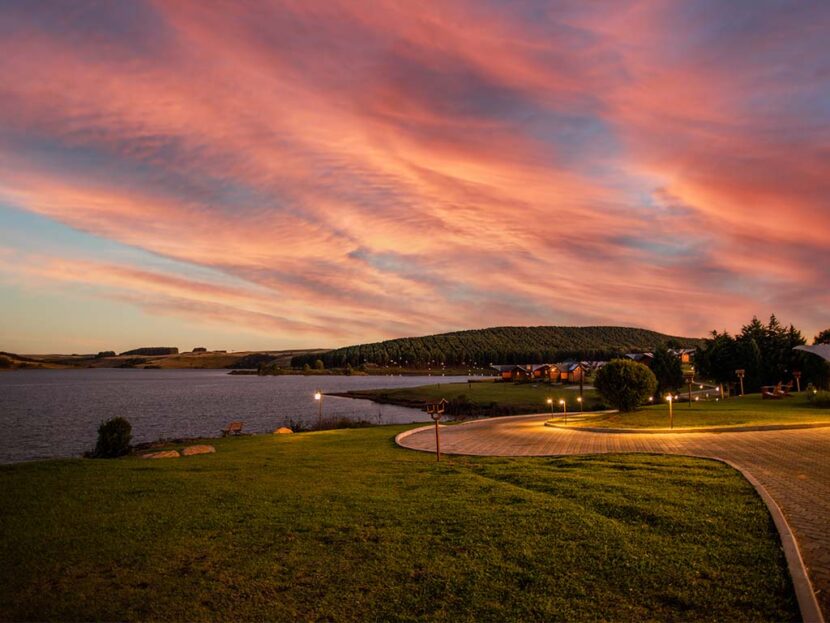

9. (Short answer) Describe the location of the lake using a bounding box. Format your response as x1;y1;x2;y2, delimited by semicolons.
0;369;476;464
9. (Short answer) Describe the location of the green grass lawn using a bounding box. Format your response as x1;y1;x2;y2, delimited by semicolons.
0;427;798;621
555;392;830;429
343;380;602;415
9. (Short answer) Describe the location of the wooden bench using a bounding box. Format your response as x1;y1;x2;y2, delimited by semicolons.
221;421;244;437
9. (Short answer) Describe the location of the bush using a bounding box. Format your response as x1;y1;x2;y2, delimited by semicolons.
807;389;830;408
595;359;658;412
0;354;12;368
92;417;133;458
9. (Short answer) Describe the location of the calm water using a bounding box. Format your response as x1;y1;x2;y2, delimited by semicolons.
0;369;476;463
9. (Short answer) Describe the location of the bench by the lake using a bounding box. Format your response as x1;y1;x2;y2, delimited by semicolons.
221;421;244;437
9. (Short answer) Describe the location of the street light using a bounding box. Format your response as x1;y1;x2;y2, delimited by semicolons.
666;394;674;429
577;396;583;413
546;397;554;415
559;399;567;423
314;390;323;427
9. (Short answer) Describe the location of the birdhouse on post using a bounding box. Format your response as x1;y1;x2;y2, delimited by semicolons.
735;369;746;396
425;399;448;462
683;371;695;407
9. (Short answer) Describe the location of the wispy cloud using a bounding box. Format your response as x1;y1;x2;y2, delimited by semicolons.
1;0;828;350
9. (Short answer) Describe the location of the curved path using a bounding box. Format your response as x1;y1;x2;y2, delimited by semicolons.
398;415;830;621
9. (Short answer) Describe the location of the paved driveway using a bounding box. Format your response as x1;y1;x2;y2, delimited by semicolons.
398;415;830;620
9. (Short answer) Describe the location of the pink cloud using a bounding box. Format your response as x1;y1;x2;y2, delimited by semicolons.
0;0;827;348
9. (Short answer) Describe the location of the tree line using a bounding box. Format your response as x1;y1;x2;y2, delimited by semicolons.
695;315;829;391
291;326;700;369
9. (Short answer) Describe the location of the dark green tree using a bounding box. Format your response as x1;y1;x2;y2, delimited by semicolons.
696;331;741;386
595;359;658;412
650;346;683;397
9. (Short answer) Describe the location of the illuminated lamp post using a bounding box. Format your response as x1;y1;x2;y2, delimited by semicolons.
577;396;583;413
314;390;323;427
559;399;567;423
546;397;554;415
666;394;674;429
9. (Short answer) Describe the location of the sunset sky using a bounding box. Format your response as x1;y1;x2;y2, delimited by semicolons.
1;1;828;353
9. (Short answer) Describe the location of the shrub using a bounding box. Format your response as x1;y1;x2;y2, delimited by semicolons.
314;359;325;370
92;417;133;458
0;354;12;368
595;359;658;412
807;389;830;408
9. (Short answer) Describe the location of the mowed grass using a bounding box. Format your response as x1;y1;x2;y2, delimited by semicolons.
557;393;830;429
347;380;603;413
0;427;797;622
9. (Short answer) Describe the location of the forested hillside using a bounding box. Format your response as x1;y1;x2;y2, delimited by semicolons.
292;326;701;368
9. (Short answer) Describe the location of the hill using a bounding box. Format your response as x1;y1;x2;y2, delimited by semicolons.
291;326;702;369
5;349;328;370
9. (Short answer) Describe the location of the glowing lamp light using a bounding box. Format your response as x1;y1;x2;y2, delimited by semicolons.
314;391;322;401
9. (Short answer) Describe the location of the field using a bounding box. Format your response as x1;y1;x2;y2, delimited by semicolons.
555;393;830;429
342;380;602;415
0;426;797;621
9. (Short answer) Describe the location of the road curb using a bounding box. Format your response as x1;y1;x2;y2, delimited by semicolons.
545;421;830;434
713;457;824;623
394;421;825;622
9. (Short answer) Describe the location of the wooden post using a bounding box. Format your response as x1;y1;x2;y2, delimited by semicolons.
735;369;745;396
427;400;446;463
793;371;802;392
667;395;673;429
684;372;695;407
433;417;441;462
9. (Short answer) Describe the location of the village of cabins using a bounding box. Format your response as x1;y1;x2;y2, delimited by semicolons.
490;349;695;383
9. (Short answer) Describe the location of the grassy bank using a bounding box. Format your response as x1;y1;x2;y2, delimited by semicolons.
554;393;830;429
0;427;797;621
340;381;603;417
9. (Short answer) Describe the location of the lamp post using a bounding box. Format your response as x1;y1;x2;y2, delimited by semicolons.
735;369;745;396
577;396;583;413
559;399;567;423
314;390;323;427
666;394;674;429
793;370;802;392
546;397;554;415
